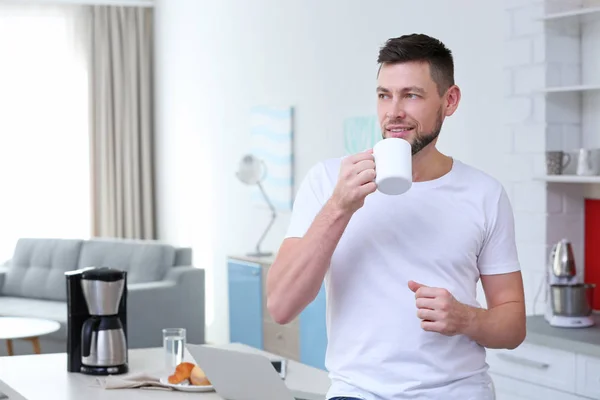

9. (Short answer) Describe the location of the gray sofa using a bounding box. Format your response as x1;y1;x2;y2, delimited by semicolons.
0;237;205;356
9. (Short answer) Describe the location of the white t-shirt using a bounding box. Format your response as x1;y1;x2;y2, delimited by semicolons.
285;157;520;400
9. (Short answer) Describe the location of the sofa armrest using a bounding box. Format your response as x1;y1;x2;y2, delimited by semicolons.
0;271;5;293
0;262;9;293
126;266;205;349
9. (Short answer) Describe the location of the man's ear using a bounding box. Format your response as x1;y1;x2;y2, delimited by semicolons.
444;85;461;117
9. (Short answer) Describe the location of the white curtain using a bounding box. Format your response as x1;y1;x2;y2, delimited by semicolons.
0;4;91;262
89;6;156;240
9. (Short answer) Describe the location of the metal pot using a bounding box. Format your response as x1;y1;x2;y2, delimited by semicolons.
550;283;595;316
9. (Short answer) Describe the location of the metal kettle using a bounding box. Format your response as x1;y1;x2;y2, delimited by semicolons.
549;239;577;278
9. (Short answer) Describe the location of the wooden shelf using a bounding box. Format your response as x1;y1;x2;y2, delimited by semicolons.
542;6;600;21
536;175;600;183
539;84;600;93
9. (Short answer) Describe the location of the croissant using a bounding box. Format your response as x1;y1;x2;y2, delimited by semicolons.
168;362;195;384
190;364;211;386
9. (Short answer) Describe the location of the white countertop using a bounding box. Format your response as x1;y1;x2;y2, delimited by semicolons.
0;343;330;400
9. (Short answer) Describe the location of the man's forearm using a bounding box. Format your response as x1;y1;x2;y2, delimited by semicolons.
267;199;352;324
462;301;526;349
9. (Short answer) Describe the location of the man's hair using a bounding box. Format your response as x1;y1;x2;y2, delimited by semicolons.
377;34;454;96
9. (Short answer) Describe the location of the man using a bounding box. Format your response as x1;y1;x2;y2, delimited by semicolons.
266;34;526;400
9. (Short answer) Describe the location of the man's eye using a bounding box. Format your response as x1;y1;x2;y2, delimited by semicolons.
378;94;389;99
406;93;418;99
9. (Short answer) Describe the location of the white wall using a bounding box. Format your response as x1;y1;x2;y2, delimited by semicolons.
154;0;513;344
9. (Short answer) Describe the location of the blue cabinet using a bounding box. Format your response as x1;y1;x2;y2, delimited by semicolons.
299;283;328;370
227;259;263;349
227;255;328;370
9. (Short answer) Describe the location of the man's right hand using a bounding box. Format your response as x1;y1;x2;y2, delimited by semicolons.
329;149;377;214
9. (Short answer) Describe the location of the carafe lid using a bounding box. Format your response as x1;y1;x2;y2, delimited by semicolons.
81;267;124;282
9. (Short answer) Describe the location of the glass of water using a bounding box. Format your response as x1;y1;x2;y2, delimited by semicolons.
163;328;186;373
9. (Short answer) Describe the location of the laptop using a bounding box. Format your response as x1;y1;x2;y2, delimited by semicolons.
186;344;326;400
0;383;26;400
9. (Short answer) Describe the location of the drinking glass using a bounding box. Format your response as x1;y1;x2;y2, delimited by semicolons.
163;328;186;373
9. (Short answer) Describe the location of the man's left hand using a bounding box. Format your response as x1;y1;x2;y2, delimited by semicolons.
408;280;474;336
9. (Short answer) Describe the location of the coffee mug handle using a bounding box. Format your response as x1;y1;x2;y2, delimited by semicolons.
562;153;571;168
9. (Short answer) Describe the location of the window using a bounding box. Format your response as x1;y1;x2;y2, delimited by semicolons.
0;4;90;262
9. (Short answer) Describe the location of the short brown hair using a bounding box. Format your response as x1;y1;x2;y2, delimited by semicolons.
377;34;454;96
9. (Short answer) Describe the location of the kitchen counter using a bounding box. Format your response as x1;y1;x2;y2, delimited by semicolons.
525;313;600;357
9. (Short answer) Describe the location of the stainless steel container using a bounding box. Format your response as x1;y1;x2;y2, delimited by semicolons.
550;283;595;316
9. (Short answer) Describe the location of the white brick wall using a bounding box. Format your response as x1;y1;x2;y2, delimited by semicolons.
561;123;582;151
505;1;546;315
533;36;545;63
506;97;532;124
532;153;547;176
545;124;563;150
582;93;600;148
531;95;546;124
560;65;582;87
513;4;545;36
545;36;580;66
581;18;600;82
513;181;547;211
505;38;533;67
547;186;564;213
513;124;545;153
503;0;591;316
546;93;581;124
513;65;546;95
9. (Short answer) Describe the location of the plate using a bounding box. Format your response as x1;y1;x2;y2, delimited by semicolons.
159;377;215;392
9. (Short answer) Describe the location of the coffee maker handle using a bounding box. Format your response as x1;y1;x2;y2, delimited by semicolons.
82;318;100;358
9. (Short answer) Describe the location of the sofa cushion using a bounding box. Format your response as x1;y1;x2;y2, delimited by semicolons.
77;238;175;283
0;296;67;341
2;238;83;301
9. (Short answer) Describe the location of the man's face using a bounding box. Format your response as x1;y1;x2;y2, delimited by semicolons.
376;61;450;156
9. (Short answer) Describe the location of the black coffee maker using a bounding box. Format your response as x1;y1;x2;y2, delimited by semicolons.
66;267;129;375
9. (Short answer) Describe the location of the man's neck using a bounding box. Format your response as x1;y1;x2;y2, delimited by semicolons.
411;146;453;182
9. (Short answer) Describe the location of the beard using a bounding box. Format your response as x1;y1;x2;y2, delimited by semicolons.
383;108;444;156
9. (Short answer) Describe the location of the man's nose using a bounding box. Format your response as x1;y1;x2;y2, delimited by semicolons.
387;99;407;120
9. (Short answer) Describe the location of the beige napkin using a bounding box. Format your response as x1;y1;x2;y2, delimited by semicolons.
94;372;174;391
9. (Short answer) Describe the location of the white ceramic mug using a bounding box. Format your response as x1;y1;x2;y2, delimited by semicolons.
373;138;412;195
